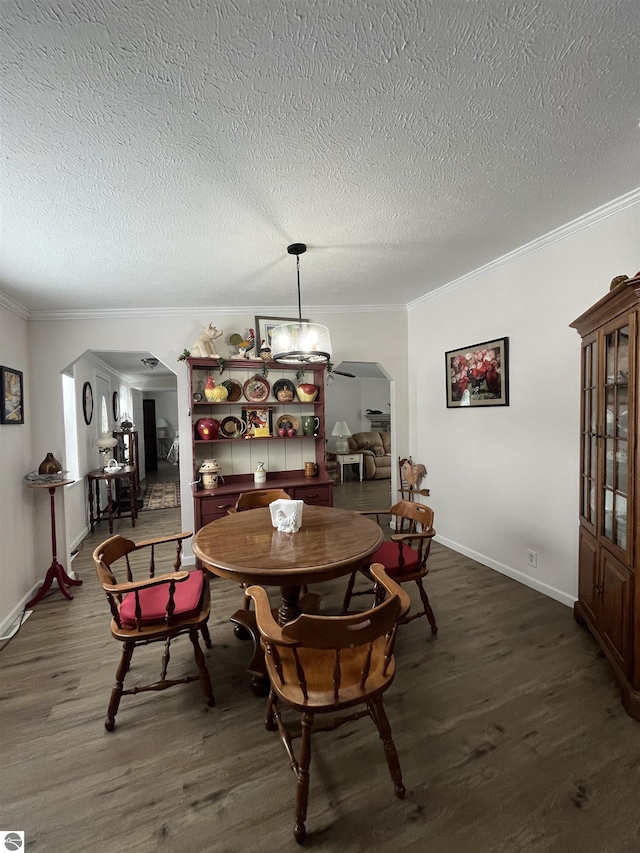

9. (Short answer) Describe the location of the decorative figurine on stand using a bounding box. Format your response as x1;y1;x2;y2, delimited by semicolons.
204;377;228;402
191;324;223;357
229;329;255;358
399;458;429;502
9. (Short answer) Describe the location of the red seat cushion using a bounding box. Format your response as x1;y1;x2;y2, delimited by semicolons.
119;571;204;626
371;541;419;577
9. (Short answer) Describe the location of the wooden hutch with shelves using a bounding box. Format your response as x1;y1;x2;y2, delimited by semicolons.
571;275;640;719
188;357;333;530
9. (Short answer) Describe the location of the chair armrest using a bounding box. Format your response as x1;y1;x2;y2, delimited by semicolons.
358;509;392;526
102;570;191;595
246;585;296;645
370;564;411;620
390;528;436;543
132;531;192;549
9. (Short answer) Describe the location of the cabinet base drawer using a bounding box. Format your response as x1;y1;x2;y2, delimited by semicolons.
292;484;332;506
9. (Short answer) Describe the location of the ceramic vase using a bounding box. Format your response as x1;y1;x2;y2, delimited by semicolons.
38;452;62;474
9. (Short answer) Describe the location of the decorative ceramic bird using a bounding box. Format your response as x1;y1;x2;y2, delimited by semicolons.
204;376;228;402
401;459;427;491
229;328;255;358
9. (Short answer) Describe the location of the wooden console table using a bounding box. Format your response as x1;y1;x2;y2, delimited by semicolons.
26;479;83;607
87;465;137;534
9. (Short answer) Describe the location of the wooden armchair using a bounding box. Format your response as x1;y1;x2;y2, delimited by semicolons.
342;500;438;635
230;488;292;513
247;564;411;843
93;532;214;731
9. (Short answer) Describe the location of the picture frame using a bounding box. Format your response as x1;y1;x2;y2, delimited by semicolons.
1;365;24;424
255;315;309;352
112;391;120;422
445;337;509;408
242;406;273;437
82;381;94;425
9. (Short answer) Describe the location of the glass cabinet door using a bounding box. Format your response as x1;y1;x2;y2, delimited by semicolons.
601;324;630;552
579;339;598;528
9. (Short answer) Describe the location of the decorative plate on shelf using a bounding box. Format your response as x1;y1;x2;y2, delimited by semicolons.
243;374;270;403
219;416;247;438
276;413;299;433
221;378;243;402
272;378;296;403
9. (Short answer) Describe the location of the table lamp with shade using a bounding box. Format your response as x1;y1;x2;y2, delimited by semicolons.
95;432;118;463
156;417;170;439
331;421;352;454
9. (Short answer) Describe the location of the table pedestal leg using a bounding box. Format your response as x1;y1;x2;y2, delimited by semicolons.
231;585;310;696
279;585;302;625
26;558;83;608
27;485;83;608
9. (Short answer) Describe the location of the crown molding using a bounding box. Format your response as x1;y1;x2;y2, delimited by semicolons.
408;188;640;309
0;290;30;320
27;303;407;321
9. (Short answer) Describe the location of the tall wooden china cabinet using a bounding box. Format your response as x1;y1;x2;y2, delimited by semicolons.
188;357;333;531
571;275;640;719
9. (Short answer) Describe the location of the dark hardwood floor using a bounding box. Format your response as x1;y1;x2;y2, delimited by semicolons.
3;479;639;852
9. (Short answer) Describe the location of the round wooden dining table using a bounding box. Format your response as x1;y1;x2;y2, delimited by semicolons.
192;504;384;692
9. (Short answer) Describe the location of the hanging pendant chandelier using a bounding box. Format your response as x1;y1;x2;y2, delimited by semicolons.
271;243;332;364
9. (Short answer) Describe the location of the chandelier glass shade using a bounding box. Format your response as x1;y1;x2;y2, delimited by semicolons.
271;243;332;365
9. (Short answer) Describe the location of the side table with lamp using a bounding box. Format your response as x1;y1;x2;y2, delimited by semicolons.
331;421;362;481
156;418;170;459
331;420;352;453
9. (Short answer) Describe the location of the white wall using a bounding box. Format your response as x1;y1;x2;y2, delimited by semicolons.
408;199;640;606
359;377;390;432
325;375;361;450
326;375;392;446
0;297;35;633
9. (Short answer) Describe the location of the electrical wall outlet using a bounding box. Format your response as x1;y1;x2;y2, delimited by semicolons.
527;549;537;568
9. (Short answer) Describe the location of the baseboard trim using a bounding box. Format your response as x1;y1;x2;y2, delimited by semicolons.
0;590;39;639
435;535;575;608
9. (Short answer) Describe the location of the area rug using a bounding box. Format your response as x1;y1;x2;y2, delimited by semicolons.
141;481;181;511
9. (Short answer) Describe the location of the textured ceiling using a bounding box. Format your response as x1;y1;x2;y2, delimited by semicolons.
1;0;638;314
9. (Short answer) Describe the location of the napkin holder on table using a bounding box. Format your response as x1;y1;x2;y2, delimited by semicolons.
269;499;304;533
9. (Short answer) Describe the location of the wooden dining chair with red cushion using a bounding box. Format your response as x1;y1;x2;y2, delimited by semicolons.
247;563;411;844
342;500;438;635
93;531;214;731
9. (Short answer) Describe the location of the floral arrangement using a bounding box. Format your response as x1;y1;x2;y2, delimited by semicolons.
450;347;501;401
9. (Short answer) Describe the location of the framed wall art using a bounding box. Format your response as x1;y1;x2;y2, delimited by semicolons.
242;406;273;437
1;365;24;424
445;337;509;408
255;315;308;352
82;381;94;425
